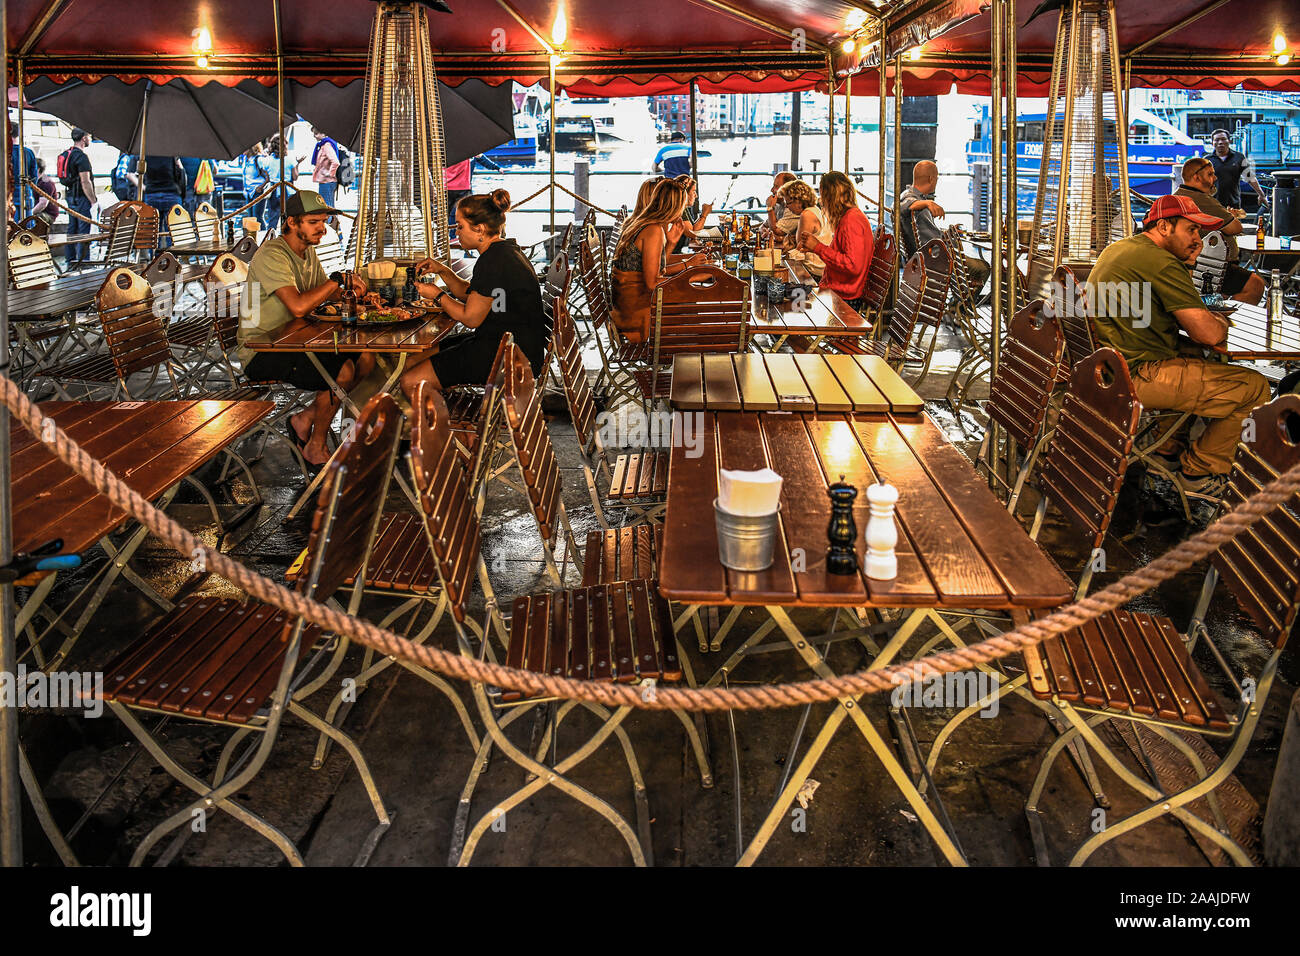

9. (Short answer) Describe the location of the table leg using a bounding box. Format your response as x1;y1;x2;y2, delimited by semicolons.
734;606;967;867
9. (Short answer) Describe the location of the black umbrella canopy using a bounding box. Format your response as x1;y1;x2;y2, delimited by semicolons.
289;78;515;166
23;76;293;159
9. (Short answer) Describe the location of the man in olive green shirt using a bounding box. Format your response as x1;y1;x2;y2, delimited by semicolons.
1174;156;1264;304
239;190;371;471
1088;194;1269;502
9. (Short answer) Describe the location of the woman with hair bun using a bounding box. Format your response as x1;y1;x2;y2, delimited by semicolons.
403;187;547;400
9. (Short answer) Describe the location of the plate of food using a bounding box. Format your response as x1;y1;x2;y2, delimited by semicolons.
309;304;427;324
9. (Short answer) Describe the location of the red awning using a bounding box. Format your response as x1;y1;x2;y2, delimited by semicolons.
898;0;1300;93
5;0;864;90
6;0;1296;93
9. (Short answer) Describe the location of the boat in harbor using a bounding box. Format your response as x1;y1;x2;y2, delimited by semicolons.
967;88;1300;215
548;94;661;150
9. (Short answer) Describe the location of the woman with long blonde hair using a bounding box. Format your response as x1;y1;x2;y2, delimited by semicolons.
668;174;713;252
610;178;694;342
800;170;874;305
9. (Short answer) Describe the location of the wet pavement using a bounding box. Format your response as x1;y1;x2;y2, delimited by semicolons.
15;329;1299;866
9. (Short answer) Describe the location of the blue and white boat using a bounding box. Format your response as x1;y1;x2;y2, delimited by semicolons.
967;88;1300;216
484;112;539;166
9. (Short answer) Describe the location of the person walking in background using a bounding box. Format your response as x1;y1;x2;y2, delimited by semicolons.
242;142;271;226
180;157;215;215
653;130;693;178
263;134;300;232
142;155;187;246
9;121;36;221
111;151;138;201
1207;129;1268;213
309;128;340;213
58;128;96;265
30;158;59;229
444;158;473;229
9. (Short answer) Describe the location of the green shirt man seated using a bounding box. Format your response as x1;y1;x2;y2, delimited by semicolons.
238;190;373;472
1085;194;1270;506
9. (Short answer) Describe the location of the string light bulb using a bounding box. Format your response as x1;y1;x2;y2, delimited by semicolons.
1274;32;1288;53
842;38;857;53
1279;53;1293;66
551;9;567;47
907;46;923;60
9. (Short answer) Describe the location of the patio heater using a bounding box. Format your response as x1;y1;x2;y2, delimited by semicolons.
1025;0;1131;296
353;1;452;269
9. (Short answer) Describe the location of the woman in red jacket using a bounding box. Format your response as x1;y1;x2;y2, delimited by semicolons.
800;171;873;307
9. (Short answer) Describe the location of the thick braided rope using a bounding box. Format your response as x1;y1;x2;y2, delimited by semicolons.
5;372;1298;711
215;181;298;224
24;179;108;227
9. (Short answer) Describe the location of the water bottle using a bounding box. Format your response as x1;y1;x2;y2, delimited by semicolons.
1268;269;1283;325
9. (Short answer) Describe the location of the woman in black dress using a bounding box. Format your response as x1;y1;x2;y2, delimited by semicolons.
401;189;547;401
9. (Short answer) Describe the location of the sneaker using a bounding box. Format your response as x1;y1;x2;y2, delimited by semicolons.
1176;470;1228;504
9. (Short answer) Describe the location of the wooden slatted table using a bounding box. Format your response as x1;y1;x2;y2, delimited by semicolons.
657;409;1072;866
669;352;924;414
11;399;273;560
1219;302;1300;361
746;260;873;347
245;312;458;518
242;312;456;355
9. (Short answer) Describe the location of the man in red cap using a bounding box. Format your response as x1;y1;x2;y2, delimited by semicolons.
1088;194;1270;506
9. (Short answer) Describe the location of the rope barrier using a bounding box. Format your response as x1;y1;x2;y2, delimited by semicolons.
23;179;108;227
4;367;1298;712
215;181;295;224
506;183;618;218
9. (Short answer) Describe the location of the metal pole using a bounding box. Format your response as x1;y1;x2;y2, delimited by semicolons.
274;0;285;226
844;70;851;173
1005;0;1018;344
990;0;1005;376
548;56;557;242
827;55;835;169
136;82;150;202
689;81;699;182
782;108;795;166
16;61;26;221
892;53;902;237
878;19;887;219
1;0;24;868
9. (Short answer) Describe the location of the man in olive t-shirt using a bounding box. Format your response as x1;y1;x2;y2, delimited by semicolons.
239;190;372;470
1174;156;1264;304
1088;194;1270;501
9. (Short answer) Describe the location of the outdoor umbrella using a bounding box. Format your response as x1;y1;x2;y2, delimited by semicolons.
288;78;515;166
22;76;292;159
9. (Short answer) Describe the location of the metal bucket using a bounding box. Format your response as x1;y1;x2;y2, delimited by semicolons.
714;498;780;572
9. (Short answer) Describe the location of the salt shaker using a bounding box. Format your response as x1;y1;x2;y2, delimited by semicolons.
864;481;899;580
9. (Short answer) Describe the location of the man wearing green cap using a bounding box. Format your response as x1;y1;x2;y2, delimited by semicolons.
238;189;373;473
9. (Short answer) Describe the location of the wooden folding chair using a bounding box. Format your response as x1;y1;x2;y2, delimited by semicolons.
972;299;1065;513
79;202;141;269
860;227;897;332
194;200;222;244
1022;393;1300;865
861;242;948;389
6;228;59;289
552;296;667;527
915;348;1144;817
93;394;402;866
403;382;709;865
638;264;749;409
166;203;199;248
289;379;492;771
112;200;159;262
578;223;652;409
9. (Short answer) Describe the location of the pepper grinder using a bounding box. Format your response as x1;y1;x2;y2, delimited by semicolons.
864;480;899;580
826;475;858;575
